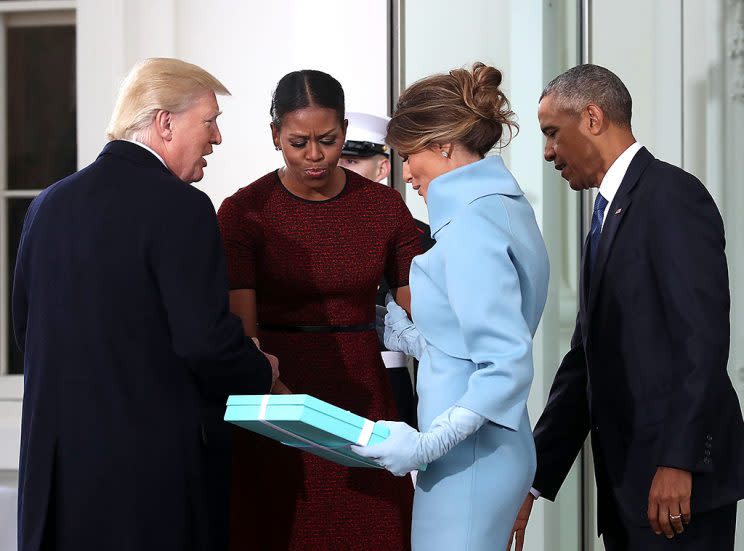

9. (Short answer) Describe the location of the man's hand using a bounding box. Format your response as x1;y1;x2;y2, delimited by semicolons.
647;466;692;538
508;494;535;551
271;379;292;394
252;337;280;388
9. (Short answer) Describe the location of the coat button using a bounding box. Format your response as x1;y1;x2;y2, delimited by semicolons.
704;457;711;464
706;434;713;441
704;449;711;456
705;441;712;449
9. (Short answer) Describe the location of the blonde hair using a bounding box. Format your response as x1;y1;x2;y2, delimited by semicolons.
387;62;517;157
106;57;230;141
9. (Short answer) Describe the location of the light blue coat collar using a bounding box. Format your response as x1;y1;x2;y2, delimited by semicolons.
427;155;523;238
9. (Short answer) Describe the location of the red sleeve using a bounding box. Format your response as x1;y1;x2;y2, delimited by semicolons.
383;191;422;289
217;194;260;290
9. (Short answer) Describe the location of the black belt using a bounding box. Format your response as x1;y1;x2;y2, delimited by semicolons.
258;323;375;333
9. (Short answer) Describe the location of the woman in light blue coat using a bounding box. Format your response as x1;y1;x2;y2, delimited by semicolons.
353;63;550;550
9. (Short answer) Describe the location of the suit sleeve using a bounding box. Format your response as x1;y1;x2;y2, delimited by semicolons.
446;199;535;431
651;173;729;473
531;316;591;500
151;188;271;402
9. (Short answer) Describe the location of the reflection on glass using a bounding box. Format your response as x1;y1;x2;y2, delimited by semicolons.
7;197;34;374
7;25;76;190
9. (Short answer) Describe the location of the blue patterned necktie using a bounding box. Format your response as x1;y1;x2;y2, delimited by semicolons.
588;192;609;271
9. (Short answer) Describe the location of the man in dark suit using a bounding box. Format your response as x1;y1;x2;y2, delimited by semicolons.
12;58;277;551
508;64;744;550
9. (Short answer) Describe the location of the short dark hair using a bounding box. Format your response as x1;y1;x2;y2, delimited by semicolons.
540;64;632;128
270;70;345;129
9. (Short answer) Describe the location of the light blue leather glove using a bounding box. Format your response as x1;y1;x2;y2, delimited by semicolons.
351;406;486;476
383;293;426;360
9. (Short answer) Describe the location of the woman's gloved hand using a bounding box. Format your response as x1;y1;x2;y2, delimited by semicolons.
383;293;426;360
351;406;486;476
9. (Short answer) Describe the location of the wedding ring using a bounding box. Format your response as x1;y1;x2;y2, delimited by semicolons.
669;514;682;520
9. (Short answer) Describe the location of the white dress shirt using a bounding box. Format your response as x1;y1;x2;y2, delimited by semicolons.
597;141;642;229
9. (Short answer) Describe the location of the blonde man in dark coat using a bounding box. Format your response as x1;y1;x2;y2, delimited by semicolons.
13;58;277;551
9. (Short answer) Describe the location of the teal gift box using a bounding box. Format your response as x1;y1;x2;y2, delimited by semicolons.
224;394;390;468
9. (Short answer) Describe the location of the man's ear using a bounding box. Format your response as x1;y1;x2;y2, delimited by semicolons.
376;156;391;181
586;104;605;135
154;110;173;141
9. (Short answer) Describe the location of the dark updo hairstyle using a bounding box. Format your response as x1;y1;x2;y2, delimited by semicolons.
270;69;345;129
386;62;517;158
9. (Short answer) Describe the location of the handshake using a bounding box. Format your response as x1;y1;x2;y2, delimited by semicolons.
374;293;427;360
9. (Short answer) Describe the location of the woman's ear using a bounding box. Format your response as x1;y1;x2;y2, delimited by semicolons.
270;122;281;150
436;143;454;159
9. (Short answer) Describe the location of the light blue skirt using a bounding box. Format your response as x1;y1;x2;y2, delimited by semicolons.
412;414;535;550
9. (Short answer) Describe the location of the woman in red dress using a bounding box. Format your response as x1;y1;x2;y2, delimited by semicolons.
218;70;418;550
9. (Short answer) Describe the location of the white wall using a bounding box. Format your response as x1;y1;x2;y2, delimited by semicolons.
77;0;389;209
592;1;684;167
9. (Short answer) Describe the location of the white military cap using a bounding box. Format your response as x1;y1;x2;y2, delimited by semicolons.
342;112;390;157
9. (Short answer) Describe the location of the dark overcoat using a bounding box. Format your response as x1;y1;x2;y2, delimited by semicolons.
12;140;271;551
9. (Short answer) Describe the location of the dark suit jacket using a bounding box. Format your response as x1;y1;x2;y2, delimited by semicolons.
532;147;744;533
12;141;272;551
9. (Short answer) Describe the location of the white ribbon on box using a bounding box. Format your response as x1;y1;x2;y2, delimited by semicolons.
257;394;377;467
381;351;407;369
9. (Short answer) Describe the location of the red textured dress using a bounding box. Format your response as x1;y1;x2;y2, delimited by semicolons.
217;169;419;551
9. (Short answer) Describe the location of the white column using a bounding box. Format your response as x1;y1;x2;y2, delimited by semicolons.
682;0;725;204
76;0;126;168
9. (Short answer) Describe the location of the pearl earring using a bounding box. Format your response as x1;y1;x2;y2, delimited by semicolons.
441;151;449;158
275;145;282;151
